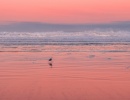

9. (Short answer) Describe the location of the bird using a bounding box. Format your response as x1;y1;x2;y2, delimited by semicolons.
48;57;52;61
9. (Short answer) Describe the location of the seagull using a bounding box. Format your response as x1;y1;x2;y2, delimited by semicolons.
48;57;52;61
48;57;53;68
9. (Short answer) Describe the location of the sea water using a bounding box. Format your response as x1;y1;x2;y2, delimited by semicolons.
0;30;130;52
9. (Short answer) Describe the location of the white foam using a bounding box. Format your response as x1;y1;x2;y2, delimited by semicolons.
0;30;130;45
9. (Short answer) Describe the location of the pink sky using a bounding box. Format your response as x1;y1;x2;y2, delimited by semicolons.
0;0;130;24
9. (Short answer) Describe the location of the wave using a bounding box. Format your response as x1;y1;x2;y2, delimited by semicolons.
0;31;130;45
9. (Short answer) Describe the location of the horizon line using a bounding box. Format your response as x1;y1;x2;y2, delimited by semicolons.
1;20;130;25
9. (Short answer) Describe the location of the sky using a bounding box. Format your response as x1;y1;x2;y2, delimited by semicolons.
0;0;130;24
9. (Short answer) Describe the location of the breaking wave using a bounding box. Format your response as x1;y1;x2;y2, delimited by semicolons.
0;30;130;45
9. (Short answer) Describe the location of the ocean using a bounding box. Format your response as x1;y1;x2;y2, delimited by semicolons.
0;30;130;52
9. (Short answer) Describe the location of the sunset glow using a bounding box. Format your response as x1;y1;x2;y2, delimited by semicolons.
0;0;130;24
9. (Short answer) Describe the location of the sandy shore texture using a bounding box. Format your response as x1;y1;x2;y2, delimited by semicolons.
0;45;130;100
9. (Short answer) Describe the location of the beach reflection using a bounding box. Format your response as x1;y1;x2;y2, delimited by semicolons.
48;62;53;68
0;45;130;100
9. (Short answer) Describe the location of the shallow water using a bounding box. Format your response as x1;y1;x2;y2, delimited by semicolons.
0;44;130;100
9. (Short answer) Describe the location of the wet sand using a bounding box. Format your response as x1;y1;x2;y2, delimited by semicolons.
0;45;130;100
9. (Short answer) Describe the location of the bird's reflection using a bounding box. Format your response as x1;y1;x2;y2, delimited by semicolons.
48;62;53;68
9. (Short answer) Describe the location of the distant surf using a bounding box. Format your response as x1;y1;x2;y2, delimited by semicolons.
0;31;130;45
